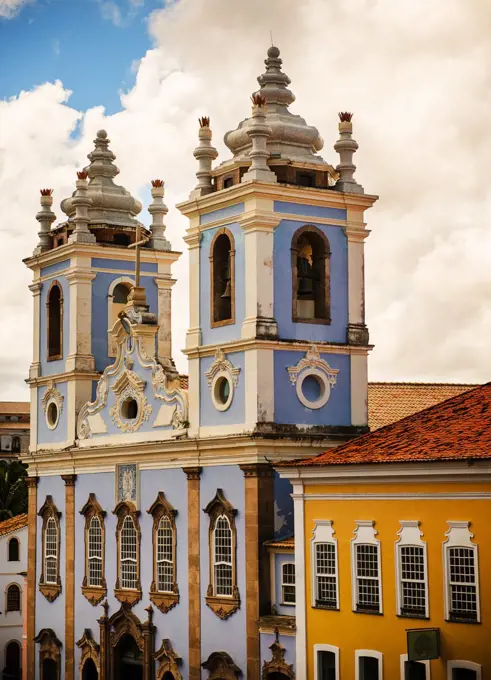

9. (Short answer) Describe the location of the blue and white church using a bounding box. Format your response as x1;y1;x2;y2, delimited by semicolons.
23;46;377;680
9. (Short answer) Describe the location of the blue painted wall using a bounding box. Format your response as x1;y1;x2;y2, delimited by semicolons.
273;217;348;343
199;203;244;226
200;465;246;673
274;351;351;426
39;274;70;377
36;476;66;680
199;223;245;346
260;631;296;675
274;200;346;221
37;380;68;445
274;552;296;616
40;259;70;277
199;351;245;427
274;474;293;539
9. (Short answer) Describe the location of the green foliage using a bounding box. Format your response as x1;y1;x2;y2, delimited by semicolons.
0;460;28;521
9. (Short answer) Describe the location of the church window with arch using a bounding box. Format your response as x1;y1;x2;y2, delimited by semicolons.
80;493;107;606
46;281;63;361
291;225;331;324
147;491;179;613
204;489;240;619
113;501;142;607
8;537;19;562
38;496;62;602
6;583;21;612
210;228;235;327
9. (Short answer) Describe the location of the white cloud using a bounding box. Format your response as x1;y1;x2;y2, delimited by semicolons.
0;0;33;19
98;0;123;27
2;0;491;399
52;39;60;56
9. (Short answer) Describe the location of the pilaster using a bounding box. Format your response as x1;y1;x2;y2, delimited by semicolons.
65;264;96;373
345;219;370;346
62;474;77;680
154;277;175;361
184;467;202;680
26;475;39;680
184;231;202;349
292;480;306;679
244;348;274;430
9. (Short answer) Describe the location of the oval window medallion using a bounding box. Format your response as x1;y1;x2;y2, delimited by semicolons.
205;348;241;412
287;345;339;410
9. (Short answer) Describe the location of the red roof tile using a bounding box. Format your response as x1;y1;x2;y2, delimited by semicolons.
287;383;491;466
0;514;28;536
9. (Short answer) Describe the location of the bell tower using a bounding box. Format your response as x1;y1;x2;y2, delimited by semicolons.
178;46;377;441
25;130;180;453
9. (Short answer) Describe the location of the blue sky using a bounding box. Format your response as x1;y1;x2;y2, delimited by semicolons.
0;0;164;114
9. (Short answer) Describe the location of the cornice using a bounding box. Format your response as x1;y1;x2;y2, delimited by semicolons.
184;337;371;359
27;370;101;387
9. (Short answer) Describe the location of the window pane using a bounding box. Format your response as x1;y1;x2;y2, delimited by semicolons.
282;563;296;604
45;518;58;584
316;543;337;607
448;547;477;619
452;670;478;680
8;538;19;562
157;516;174;592
318;650;336;680
88;516;103;587
356;545;379;610
404;661;427;680
6;585;20;612
120;516;137;589
359;656;379;680
400;546;426;615
215;563;232;596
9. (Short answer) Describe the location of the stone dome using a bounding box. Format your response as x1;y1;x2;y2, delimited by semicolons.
61;130;142;228
224;46;325;166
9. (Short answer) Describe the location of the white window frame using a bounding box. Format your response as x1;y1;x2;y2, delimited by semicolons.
120;515;138;590
400;654;430;679
443;521;480;623
280;561;296;605
313;643;340;680
87;515;103;588
156;515;174;593
212;514;233;597
395;521;429;618
44;516;58;585
447;661;482;679
311;520;339;609
355;650;383;680
351;520;382;614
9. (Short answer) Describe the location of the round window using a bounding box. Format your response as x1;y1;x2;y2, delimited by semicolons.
212;374;233;411
296;369;331;410
46;401;59;429
121;397;138;420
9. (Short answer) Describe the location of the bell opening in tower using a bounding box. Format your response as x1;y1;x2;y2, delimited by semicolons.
212;231;234;324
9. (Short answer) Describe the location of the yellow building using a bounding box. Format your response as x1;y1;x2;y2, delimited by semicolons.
279;384;491;680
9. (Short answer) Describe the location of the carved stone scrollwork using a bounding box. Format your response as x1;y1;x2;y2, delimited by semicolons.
262;633;295;679
77;629;101;675
201;651;241;680
155;639;183;680
109;362;152;433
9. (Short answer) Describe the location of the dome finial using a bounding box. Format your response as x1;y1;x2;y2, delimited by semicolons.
334;113;364;194
190;117;218;199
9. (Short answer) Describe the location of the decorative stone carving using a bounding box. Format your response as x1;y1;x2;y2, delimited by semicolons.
109;362;152;433
155;639;183;680
262;631;294;679
116;463;138;505
205;348;240;412
34;628;62;678
147;492;179;614
287;345;339;410
77;629;101;675
103;604;155;680
41;380;64;430
202;651;241;680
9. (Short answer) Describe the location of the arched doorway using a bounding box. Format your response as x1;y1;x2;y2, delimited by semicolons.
42;659;58;680
3;640;21;680
82;658;98;680
114;634;143;680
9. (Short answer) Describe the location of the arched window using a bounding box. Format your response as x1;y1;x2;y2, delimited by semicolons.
80;494;106;605
47;281;63;360
291;226;331;323
204;489;239;619
210;228;235;326
82;658;99;680
8;537;19;562
11;437;20;454
38;496;61;602
147;492;178;612
108;280;133;357
113;501;141;606
6;584;21;612
5;640;21;679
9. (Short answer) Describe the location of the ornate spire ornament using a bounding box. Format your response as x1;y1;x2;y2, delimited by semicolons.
334;112;364;194
242;94;277;184
190;117;218;198
34;189;56;255
148;179;171;251
68;171;96;244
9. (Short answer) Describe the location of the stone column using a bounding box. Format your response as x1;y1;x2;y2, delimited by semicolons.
34;190;55;255
62;474;77;680
142;606;156;680
68;173;96;244
26;476;39;680
242;97;277;184
148;181;171;251
184;467;201;680
292;480;306;679
240;464;275;680
190;118;218;199
334;112;363;194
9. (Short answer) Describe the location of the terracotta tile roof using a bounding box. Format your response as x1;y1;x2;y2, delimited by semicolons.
0;402;30;416
0;514;28;536
286;383;491;467
368;382;477;431
264;536;294;550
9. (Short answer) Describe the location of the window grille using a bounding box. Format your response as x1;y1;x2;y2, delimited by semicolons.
6;584;20;612
45;517;58;584
281;563;296;604
355;544;380;611
120;515;137;590
157;516;174;592
213;515;232;596
88;516;103;587
315;542;337;608
400;545;426;615
448;547;478;621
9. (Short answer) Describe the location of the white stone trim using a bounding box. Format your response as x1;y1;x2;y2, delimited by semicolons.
346;234;365;326
293;480;306;680
184;338;369;358
287;346;339;410
395;521;429;618
210;371;234;412
355;650;383;680
351;521;382;614
400;654;430;679
310;520;339;610
447;661;482;679
313;644;340;680
280;561;296;606
443;521;480;623
350;353;368;426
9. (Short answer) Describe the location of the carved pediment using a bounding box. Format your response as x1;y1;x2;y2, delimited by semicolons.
155;639;182;680
202;651;241;679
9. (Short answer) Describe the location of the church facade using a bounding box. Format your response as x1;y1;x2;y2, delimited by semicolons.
23;46;377;680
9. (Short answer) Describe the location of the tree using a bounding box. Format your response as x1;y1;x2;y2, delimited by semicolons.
0;460;27;520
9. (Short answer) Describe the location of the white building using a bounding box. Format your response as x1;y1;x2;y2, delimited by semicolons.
0;514;27;680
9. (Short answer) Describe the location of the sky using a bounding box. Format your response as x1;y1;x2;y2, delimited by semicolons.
1;0;491;399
